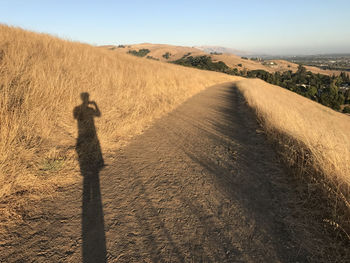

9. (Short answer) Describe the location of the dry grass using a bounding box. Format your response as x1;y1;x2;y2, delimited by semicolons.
0;24;235;225
113;43;206;62
110;43;276;72
236;78;350;237
271;59;344;76
109;43;344;76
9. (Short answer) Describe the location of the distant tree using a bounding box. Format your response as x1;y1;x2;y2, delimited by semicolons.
182;52;192;58
320;80;344;110
231;68;239;75
295;64;308;84
307;86;318;100
343;106;350;113
162;52;171;59
297;64;307;75
127;49;150;57
283;70;292;80
344;89;350;104
146;56;159;61
273;72;281;85
339;71;350;83
171;55;229;73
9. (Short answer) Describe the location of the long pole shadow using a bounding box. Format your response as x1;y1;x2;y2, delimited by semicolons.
73;92;107;263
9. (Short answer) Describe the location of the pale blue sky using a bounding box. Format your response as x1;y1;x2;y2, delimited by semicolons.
1;0;350;55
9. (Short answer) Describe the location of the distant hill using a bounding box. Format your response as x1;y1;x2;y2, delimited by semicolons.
106;43;205;61
194;45;254;57
104;43;342;76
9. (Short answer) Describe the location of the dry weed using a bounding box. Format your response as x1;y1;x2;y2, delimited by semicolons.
236;78;350;238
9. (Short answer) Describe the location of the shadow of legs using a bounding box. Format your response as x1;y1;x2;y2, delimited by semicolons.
82;170;107;263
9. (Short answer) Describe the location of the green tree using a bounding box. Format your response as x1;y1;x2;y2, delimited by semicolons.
344;89;350;104
296;64;307;84
320;81;344;110
162;52;171;59
343;106;350;114
127;49;150;57
297;64;307;75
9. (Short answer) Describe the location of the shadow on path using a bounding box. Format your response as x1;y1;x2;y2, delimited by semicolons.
73;92;106;263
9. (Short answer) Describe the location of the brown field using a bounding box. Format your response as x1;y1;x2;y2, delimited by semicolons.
236;78;350;235
211;53;275;72
108;43;206;62
270;59;344;76
0;25;236;225
109;43;344;76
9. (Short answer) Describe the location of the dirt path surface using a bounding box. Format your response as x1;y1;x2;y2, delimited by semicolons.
2;83;334;262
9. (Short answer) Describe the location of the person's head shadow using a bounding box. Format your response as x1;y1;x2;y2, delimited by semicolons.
73;92;106;263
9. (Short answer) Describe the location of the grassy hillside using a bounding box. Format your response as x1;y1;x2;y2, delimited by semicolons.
110;43;343;76
0;25;235;224
270;59;344;76
107;43;205;62
236;79;350;237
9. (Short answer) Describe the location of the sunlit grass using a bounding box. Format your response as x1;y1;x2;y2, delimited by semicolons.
0;24;235;223
236;78;350;236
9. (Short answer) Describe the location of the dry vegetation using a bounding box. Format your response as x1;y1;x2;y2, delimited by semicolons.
114;43;205;61
236;78;350;238
0;25;235;226
110;43;343;76
111;43;276;71
270;59;344;76
2;23;349;248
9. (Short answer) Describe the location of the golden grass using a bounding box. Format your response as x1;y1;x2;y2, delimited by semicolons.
271;59;343;76
236;78;350;236
111;43;276;72
0;25;235;224
116;43;206;62
110;43;344;76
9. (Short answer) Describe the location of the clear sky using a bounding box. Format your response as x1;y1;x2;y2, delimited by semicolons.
1;0;350;55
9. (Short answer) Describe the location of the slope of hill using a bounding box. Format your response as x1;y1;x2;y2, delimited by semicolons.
237;78;350;239
194;45;254;57
3;82;349;262
0;25;235;225
109;43;206;62
109;43;275;71
111;43;343;76
270;59;344;76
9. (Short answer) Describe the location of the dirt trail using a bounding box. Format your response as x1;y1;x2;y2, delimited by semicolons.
1;83;335;262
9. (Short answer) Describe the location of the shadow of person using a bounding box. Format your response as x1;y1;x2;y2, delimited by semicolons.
73;92;107;263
